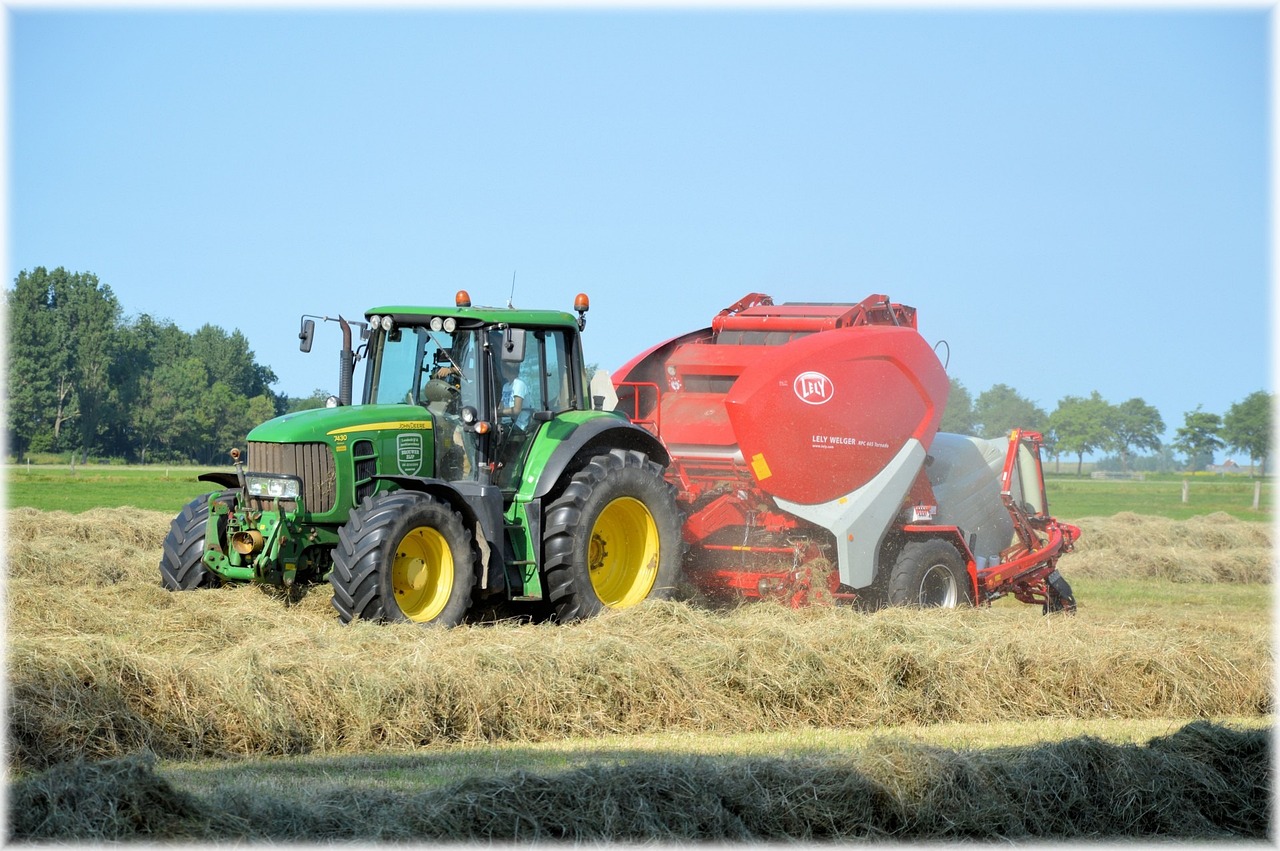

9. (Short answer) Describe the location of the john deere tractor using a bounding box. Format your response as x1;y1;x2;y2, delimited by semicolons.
159;291;682;626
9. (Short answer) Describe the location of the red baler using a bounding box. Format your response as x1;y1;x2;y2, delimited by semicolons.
613;293;1078;612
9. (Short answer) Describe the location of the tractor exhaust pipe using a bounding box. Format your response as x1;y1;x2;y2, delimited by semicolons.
337;316;354;406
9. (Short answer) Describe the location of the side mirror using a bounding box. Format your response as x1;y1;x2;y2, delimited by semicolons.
501;327;526;362
299;318;315;353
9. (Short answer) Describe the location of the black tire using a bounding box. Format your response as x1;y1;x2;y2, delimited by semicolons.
159;490;238;591
886;538;974;608
330;490;476;627
1043;568;1077;615
543;449;682;621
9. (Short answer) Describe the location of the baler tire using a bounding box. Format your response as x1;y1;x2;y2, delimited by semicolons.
542;449;682;622
886;538;974;608
159;490;238;591
1043;568;1077;615
330;490;476;627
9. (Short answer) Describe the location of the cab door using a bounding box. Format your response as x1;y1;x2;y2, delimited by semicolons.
494;327;574;491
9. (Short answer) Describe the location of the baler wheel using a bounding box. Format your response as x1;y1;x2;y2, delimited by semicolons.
1043;568;1077;615
330;490;476;627
159;490;239;591
886;538;975;608
543;449;682;621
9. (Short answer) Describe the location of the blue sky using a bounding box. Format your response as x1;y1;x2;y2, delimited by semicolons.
7;6;1272;452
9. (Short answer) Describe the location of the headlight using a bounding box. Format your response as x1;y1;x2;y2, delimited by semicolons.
245;475;301;500
430;316;443;332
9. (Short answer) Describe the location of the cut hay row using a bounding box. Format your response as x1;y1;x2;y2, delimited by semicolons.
8;721;1270;841
1066;511;1273;583
10;594;1270;770
7;507;1273;771
7;506;1272;589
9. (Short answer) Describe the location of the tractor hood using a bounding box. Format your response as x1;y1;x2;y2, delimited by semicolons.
247;404;434;445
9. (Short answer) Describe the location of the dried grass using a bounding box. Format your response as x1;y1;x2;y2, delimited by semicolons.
7;508;1274;772
1070;512;1273;582
8;722;1270;841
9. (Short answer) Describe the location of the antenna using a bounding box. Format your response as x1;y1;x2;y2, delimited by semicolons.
507;270;517;309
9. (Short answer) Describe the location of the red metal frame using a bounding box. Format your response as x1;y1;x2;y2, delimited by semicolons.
977;430;1080;608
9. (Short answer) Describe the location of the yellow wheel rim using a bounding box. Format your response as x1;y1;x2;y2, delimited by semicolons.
391;526;455;622
588;496;660;609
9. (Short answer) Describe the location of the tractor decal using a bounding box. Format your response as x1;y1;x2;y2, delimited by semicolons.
396;433;424;476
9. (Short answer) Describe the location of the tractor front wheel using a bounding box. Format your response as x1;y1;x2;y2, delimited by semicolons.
330;490;476;627
159;490;238;591
542;449;682;622
886;538;974;608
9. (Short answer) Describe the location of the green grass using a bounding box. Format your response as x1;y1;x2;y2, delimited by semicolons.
6;465;219;513
7;464;1275;522
1046;474;1272;522
995;575;1273;619
159;714;1271;798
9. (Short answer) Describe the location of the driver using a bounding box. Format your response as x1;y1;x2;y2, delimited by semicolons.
499;360;532;430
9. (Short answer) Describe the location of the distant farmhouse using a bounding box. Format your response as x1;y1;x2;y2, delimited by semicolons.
1205;459;1265;475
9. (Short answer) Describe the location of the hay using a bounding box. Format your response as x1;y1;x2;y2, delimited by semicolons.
5;751;236;841
8;722;1270;841
7;508;1274;770
1071;512;1273;582
10;600;1271;771
6;506;173;586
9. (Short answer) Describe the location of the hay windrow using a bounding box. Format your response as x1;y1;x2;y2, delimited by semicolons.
9;599;1271;770
8;722;1270;841
7;507;1274;770
1067;511;1273;582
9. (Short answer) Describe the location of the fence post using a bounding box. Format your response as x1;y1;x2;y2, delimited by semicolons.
1181;479;1189;503
1253;480;1261;511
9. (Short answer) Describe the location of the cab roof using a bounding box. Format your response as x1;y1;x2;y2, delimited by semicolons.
365;304;580;328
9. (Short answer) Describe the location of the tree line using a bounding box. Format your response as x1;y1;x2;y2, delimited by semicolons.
6;266;1273;473
6;267;317;465
942;380;1272;476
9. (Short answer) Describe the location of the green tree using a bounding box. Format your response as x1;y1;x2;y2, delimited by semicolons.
1222;390;1273;475
6;270;58;459
53;272;124;462
284;389;334;413
107;314;195;460
1172;406;1224;472
6;267;122;461
1049;391;1113;476
190;324;278;400
939;378;977;435
135;357;211;463
972;384;1047;439
1105;397;1164;472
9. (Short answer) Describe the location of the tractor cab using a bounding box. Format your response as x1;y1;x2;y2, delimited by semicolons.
359;291;589;493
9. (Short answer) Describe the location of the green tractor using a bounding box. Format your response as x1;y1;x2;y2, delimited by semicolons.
159;291;683;626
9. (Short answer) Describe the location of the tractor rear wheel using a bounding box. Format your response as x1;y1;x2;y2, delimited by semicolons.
159;490;238;590
330;490;476;627
886;538;974;608
543;449;682;621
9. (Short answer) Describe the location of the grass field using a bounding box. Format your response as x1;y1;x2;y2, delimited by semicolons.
1046;473;1273;521
7;463;1275;521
